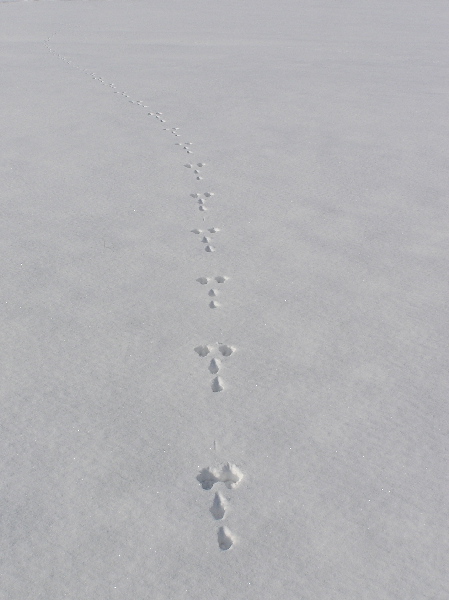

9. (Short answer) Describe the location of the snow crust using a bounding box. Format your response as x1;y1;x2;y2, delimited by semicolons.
0;1;448;598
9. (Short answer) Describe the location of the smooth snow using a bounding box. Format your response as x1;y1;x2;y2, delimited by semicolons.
0;1;448;598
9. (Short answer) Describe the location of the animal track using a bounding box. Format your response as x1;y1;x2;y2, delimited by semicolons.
198;462;240;549
46;34;242;550
194;345;211;357
218;344;235;357
185;162;206;179
197;463;243;490
208;358;221;374
211;375;224;391
189;192;215;212
46;39;170;125
217;526;235;551
196;276;227;285
191;228;220;234
190;227;220;252
196;276;228;308
210;492;227;520
194;343;235;390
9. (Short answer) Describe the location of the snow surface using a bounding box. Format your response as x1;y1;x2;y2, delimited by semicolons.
1;1;448;598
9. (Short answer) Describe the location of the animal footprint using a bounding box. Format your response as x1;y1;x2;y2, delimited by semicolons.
210;492;227;520
211;376;224;391
197;463;243;490
217;526;235;551
194;345;211;357
208;358;221;374
196;275;227;285
191;228;220;235
219;344;235;357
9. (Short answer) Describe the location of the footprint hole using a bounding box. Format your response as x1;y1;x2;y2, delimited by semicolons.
194;345;211;357
219;344;234;357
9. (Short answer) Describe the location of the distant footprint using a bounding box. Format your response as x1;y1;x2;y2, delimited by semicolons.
191;229;220;250
194;342;235;359
190;192;215;212
217;526;235;551
197;277;226;308
184;162;206;180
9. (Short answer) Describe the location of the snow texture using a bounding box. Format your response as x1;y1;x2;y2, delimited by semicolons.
0;0;448;598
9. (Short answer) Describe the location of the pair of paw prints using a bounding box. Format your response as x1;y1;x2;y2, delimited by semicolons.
148;111;165;122
194;343;235;392
197;463;243;550
175;141;193;152
191;227;220;253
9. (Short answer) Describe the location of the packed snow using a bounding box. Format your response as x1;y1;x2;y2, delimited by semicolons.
1;1;448;598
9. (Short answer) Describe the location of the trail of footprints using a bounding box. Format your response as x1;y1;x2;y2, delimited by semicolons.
197;463;243;550
45;32;242;550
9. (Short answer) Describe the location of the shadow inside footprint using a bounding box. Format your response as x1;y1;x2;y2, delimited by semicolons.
194;345;210;357
217;526;234;550
209;358;221;374
211;376;224;392
197;468;218;490
219;344;234;356
210;492;227;520
197;463;243;490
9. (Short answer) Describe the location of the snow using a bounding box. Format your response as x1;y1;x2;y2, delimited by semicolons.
1;0;448;598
